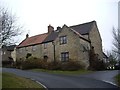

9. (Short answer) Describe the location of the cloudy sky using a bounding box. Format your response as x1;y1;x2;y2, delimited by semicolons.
0;0;119;51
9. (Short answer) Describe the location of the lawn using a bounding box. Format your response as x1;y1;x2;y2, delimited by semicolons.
115;74;120;86
30;69;92;75
2;72;44;89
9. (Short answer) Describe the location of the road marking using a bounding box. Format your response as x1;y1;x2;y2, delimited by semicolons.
102;80;118;86
30;78;48;90
36;80;48;90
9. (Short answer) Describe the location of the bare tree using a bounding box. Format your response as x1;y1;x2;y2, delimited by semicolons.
0;7;22;46
112;27;120;60
106;51;117;67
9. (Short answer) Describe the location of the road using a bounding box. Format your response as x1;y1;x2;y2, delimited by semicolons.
78;70;119;86
2;68;119;89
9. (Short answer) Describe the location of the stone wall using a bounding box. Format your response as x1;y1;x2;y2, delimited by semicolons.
2;49;11;61
89;23;103;60
11;48;16;62
42;42;54;62
78;38;90;68
54;25;90;68
16;44;43;60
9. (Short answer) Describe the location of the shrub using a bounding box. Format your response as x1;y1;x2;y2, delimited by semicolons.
46;61;61;70
2;60;14;68
15;57;85;70
88;47;106;71
15;58;24;69
61;60;85;71
15;57;40;69
21;56;43;70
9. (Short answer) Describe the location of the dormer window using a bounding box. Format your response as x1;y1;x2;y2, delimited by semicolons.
59;36;67;45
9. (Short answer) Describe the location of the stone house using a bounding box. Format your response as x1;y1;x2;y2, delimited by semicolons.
16;21;103;69
2;45;16;62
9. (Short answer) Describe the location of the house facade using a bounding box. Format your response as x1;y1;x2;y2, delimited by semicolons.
16;21;103;69
2;45;16;62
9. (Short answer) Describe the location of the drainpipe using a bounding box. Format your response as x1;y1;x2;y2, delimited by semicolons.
52;41;56;64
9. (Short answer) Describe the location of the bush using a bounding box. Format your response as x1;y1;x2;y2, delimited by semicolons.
88;47;106;71
15;57;41;69
2;60;14;68
15;58;24;69
46;61;61;70
21;57;43;70
61;60;85;71
15;57;85;70
45;60;85;71
88;59;106;71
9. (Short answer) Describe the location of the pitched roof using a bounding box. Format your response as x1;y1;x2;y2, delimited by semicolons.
17;21;95;47
70;28;90;42
43;21;95;43
70;21;95;35
17;33;48;48
43;31;59;43
62;24;90;42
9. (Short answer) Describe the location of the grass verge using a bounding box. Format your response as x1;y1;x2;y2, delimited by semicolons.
30;69;92;75
115;74;120;86
2;72;45;89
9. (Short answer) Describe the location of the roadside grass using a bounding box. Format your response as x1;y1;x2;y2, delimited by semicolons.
2;72;44;89
30;69;92;75
115;74;120;86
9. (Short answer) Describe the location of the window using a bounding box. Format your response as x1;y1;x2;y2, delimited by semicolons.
26;53;32;58
59;36;67;44
61;52;69;62
32;46;37;51
44;55;48;62
44;43;47;49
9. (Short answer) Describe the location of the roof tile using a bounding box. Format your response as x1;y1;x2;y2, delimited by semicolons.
17;33;48;48
70;21;95;35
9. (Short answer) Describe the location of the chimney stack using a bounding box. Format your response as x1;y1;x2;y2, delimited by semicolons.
57;26;61;30
48;24;54;33
26;34;29;39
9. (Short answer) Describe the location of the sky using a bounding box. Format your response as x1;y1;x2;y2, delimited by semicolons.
0;0;119;51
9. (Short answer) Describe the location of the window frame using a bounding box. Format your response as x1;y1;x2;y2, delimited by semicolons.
59;36;67;45
61;52;69;62
32;46;37;51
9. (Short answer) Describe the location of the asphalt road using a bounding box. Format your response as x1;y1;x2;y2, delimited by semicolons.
2;68;119;89
78;70;120;85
